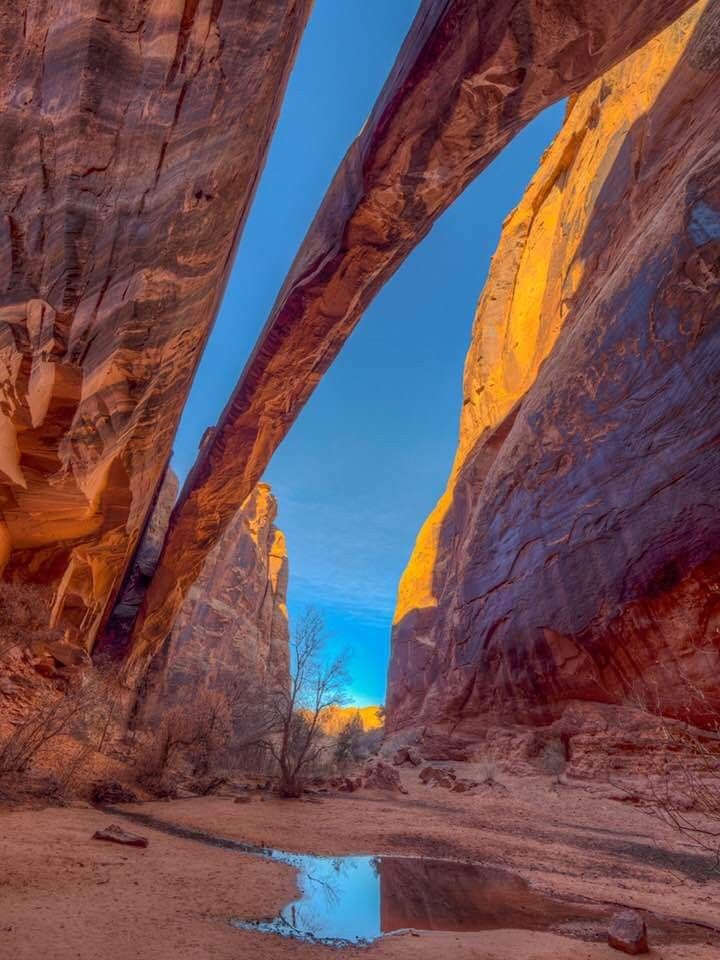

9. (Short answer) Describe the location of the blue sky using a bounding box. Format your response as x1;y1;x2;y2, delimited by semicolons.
171;1;565;707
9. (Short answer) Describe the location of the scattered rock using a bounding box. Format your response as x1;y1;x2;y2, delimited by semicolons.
338;777;362;793
185;775;227;796
91;781;138;805
419;765;456;785
44;641;92;669
392;746;423;767
608;910;649;955
452;779;479;793
362;760;408;794
92;824;149;848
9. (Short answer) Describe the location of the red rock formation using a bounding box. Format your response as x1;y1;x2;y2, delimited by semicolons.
133;0;699;662
387;1;720;736
144;484;289;707
0;1;311;651
319;705;384;736
97;467;179;660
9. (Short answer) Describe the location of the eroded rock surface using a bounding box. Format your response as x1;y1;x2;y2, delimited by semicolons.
141;484;289;709
0;0;310;653
98;467;178;660
387;2;720;735
133;0;698;661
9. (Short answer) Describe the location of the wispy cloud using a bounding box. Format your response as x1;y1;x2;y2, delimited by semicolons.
275;488;405;629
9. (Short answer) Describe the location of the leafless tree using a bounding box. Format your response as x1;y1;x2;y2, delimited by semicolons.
334;711;365;769
261;608;349;797
618;641;720;861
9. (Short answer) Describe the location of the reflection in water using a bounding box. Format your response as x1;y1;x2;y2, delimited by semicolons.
233;850;603;946
96;809;707;950
235;851;382;944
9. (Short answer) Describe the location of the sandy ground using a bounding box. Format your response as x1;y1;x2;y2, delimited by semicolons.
2;766;719;960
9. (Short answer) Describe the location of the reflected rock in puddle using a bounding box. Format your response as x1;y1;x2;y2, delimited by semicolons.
234;851;602;946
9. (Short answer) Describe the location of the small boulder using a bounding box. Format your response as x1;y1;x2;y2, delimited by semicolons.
419;765;456;785
91;781;138;805
45;641;92;669
607;910;649;955
452;778;479;793
233;795;252;804
338;777;362;793
393;746;423;767
406;746;423;766
93;824;148;848
363;760;408;793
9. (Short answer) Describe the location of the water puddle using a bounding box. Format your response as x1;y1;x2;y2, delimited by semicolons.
232;851;606;945
102;807;717;949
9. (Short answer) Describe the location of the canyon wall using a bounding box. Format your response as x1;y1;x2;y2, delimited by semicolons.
146;483;289;706
0;0;310;655
132;0;699;664
97;467;179;661
387;1;720;736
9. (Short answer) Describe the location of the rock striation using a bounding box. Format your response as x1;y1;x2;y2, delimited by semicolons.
132;0;699;663
143;484;289;708
387;1;720;736
0;0;311;654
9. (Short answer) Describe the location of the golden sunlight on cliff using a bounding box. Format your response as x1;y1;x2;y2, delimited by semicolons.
319;705;384;736
393;4;706;633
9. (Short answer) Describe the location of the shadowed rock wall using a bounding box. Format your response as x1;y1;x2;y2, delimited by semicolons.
387;1;720;734
0;0;310;653
141;483;289;709
132;0;699;663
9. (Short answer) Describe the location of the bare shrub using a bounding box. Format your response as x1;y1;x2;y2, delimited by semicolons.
261;608;349;797
334;714;385;770
134;689;234;794
538;738;567;784
358;724;384;759
623;663;720;861
0;581;61;660
334;712;365;769
0;673;110;778
478;759;499;786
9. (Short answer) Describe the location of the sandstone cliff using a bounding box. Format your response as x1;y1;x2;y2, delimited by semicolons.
133;0;698;662
97;467;179;660
144;484;289;708
0;1;310;654
319;705;384;737
387;1;720;735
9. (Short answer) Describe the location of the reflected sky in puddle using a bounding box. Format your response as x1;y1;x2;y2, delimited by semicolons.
236;852;382;944
233;850;604;946
96;808;709;951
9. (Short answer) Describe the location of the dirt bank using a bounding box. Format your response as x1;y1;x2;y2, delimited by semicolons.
1;767;718;959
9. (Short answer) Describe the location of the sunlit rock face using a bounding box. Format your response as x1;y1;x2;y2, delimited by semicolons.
132;0;699;665
388;1;720;735
143;484;289;706
0;1;310;652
